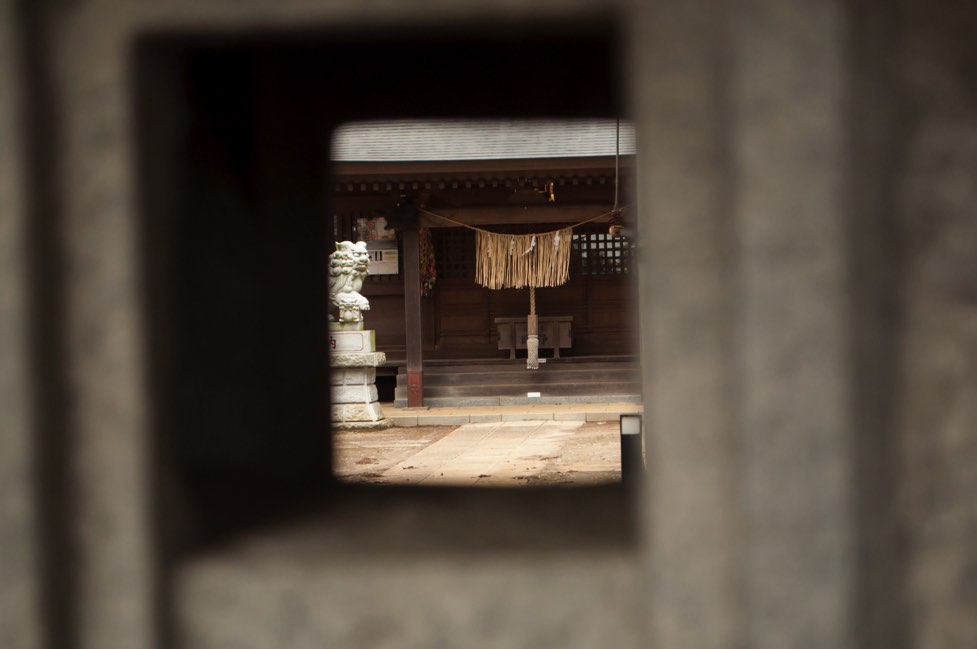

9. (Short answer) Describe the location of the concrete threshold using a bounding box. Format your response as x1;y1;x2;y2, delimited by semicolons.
382;401;643;427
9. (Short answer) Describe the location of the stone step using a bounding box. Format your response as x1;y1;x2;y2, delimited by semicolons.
390;357;642;408
383;354;638;369
412;360;639;375
395;368;640;387
384;402;642;427
394;380;642;399
393;394;643;408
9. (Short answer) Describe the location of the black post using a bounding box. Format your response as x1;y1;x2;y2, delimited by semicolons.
620;414;644;486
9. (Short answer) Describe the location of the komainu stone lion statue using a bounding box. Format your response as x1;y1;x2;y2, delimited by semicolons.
329;241;371;325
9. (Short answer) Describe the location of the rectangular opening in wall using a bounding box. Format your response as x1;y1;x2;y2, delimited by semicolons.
135;22;639;557
329;118;639;487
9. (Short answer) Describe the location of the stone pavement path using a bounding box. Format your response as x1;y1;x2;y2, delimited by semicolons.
336;420;621;486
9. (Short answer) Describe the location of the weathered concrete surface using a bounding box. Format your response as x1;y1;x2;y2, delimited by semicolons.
331;401;385;422
176;550;641;649
330;367;376;385
331;384;378;404
635;1;854;648
0;3;41;648
330;351;386;367
895;3;977;644
330;419;396;431
49;7;158;649
731;3;853;648
632;1;745;647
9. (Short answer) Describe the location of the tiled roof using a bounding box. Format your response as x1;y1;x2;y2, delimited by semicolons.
330;119;635;162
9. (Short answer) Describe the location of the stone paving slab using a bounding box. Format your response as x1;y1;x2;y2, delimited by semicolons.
401;394;642;408
335;419;624;487
383;402;641;427
554;412;589;421
416;415;470;426
377;421;585;486
500;412;552;421
469;414;504;423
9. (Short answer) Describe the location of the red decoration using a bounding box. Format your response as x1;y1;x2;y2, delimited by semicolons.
419;227;437;297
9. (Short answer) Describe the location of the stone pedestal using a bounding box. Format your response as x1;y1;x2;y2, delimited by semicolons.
330;326;392;430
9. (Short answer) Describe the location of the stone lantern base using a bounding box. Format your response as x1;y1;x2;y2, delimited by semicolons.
330;327;392;430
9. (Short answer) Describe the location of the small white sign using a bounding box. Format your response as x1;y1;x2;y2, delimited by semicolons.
367;248;399;275
527;392;541;398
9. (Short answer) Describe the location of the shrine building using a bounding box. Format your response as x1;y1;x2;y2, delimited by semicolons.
330;119;640;406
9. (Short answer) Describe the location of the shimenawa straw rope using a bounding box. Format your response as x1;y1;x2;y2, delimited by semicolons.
417;207;625;290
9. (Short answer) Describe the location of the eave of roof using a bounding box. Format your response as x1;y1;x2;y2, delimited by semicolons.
331;154;634;179
330;119;636;163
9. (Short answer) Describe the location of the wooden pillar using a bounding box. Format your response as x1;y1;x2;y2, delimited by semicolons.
402;227;424;407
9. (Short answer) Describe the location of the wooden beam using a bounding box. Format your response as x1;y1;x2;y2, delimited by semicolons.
401;228;424;407
418;203;617;227
332;155;635;178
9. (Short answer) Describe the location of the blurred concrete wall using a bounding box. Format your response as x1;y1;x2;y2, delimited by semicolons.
1;0;975;648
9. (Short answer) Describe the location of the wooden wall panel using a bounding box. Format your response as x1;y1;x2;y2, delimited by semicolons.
427;275;635;358
440;314;489;334
435;281;490;349
362;279;437;352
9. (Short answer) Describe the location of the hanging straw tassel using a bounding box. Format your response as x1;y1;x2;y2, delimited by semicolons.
526;286;539;370
475;227;573;290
